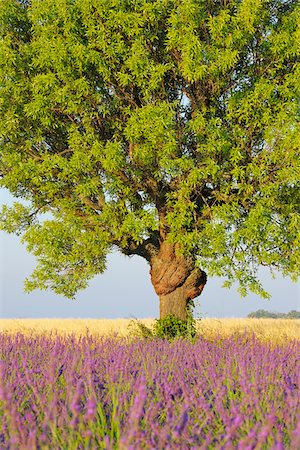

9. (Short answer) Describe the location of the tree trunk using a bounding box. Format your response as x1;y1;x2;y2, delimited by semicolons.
150;242;207;320
159;286;192;320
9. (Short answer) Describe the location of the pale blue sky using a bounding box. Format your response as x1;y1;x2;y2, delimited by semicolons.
1;188;299;318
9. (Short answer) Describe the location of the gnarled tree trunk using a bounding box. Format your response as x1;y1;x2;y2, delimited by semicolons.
150;242;207;320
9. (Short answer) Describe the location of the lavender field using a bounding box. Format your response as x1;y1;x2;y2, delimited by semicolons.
0;332;299;449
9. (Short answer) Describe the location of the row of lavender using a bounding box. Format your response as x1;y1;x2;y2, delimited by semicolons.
0;332;299;449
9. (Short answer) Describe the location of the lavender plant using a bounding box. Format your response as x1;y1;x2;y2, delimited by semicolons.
0;333;299;449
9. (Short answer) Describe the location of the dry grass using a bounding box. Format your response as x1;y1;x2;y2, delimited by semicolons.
0;318;152;338
196;318;300;343
0;318;299;343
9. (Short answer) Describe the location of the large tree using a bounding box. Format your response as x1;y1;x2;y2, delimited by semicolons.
0;0;299;320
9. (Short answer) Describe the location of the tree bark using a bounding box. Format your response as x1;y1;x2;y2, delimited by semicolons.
150;242;207;320
159;286;192;320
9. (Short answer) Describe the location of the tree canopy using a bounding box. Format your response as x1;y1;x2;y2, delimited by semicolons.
0;0;299;311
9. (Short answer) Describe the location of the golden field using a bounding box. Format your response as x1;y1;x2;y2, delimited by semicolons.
0;318;299;343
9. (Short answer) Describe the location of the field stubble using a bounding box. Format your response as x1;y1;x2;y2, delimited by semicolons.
0;318;299;343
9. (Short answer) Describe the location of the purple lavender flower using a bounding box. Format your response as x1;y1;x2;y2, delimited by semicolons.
0;332;299;449
85;395;97;421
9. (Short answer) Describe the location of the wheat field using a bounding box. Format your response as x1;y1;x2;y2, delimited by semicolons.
0;318;299;343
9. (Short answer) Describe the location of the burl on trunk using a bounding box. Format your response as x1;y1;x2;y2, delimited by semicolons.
150;242;207;320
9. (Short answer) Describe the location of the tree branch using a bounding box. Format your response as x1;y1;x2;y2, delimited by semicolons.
120;233;160;261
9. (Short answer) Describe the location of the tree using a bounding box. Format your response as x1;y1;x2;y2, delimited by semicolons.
286;310;300;319
0;0;299;320
247;309;278;318
247;309;300;318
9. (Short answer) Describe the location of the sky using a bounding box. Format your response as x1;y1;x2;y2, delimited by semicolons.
1;188;299;319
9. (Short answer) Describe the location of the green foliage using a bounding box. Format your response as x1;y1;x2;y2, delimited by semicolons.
127;318;154;340
128;311;197;341
153;314;197;341
248;309;300;319
285;310;300;319
0;0;299;299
